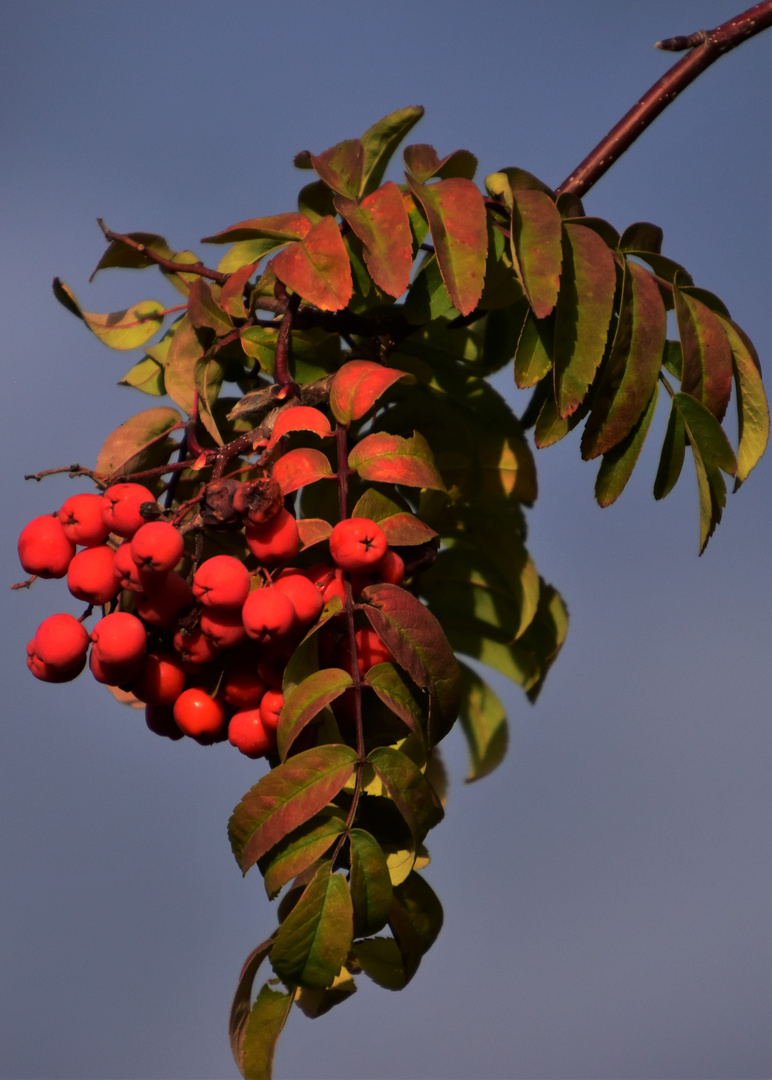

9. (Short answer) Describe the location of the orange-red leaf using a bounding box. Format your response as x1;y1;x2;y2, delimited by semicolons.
675;286;734;421
297;518;333;549
201;213;312;245
348;431;445;490
270;216;353;312
334;183;413;297
405;176;487;317
310;139;365;199
329;360;411;425
272;448;333;494
268;406;333;448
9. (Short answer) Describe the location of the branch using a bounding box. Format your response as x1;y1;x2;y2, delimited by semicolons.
557;2;772;197
96;220;229;285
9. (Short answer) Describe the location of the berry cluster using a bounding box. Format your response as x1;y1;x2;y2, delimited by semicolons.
19;479;404;760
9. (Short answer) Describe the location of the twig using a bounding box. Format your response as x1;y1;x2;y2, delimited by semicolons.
97;219;229;285
557;2;772;198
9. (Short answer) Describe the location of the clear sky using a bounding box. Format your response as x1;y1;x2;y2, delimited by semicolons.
1;3;770;1078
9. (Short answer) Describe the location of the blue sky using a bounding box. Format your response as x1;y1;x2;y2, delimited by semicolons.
1;3;770;1078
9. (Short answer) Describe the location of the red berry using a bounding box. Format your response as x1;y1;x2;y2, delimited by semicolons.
130;521;184;573
273;571;324;627
31;613;90;668
145;704;185;741
135;571;193;629
57;493;109;546
228;709;275;758
90;611;147;665
172;627;219;668
18;514;76;579
192;555;250;608
27;640;87;683
259;689;284;731
88;648;142;686
245;509;299;564
222;661;267;709
242;588;296;643
132;652;187;706
67;545;121;605
378;549;405;585
173;688;225;740
329;517;388;573
199;606;247;650
102;483;158;538
339;626;395;676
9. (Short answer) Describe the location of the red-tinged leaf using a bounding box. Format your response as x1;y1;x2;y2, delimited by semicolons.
619;222;663;253
187;277;233;335
267;406;333;448
509;189;562;318
277;668;353;760
364;663;427;749
348;431;445;491
270;863;353;990
378;512;438;546
297;518;333;549
228;744;358;873
164;314;206;416
310;139;365;198
719;316;770;486
582;259;667;458
329;360;412;425
334;183;413;297
52;279;165;350
270;216;353;312
653;397;687;501
359;582;461;744
360;106;425;196
553;222;617;418
403;144;477;183
202;213;312;245
404;175;487;317
367;746;443;844
349;829;393;937
675;286;734;421
229;939;273;1070
595;384;659;507
240;984;293;1080
95;406;181;477
219;261;258;320
272;448;333;495
259;810;347;900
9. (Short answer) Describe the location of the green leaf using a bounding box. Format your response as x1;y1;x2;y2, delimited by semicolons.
514;311;553;389
297;179;337;224
675;285;733;420
310;139;365;198
517;581;570;702
202;212;311;245
553;222;617;418
270;216;353;312
228;745;358;873
229;939;273;1072
348;431;446;491
364;663;428;748
404;175;487;317
52;279;165;350
533;393;587;449
360;583;462;744
485;167;554;200
349;829;394;936
457;663;509;782
277;668;353;760
259;810;347;900
403;252;457;324
719;316;769;486
163;313;206;417
674;391;737;476
392;871;443;955
509;188;563;318
653;394;687;501
582;259;667;458
118;355;166;396
187;278;234;335
95;406;181;477
595;384;659;507
329;359;412;425
295;967;357;1019
367;746;444;844
270;862;353;990
360;106;425;196
334;182;413;297
692;445;727;556
240;983;293;1080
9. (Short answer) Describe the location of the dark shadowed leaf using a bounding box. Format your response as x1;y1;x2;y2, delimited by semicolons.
259;810;347;900
240;984;293;1080
228;745;358;873
719;316;770;486
553;222;617;418
675;285;733;420
367;746;444;843
403;253;457;324
364;663;428;748
229;939;273;1071
310;139;365;198
349;829;394;936
514;311;554;389
348;431;446;490
270;863;353;990
334;182;413;297
405;175;487;316
187;278;234;335
272;448;333;495
619;222;663;253
509;189;563;318
582;258;667;458
533;393;588;448
403;144;477;183
360;106;425;196
330;360;412;425
353;936;408;990
457;663;508;782
95;406;181;477
270;216;353;312
393;872;443;954
674;392;737;476
277;668;353;760
295;967;357;1019
595;384;659;506
53;279;165;350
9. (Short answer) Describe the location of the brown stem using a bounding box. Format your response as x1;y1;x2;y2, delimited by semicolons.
24;464;98;483
272;285;301;396
96;219;229;285
557;2;772;198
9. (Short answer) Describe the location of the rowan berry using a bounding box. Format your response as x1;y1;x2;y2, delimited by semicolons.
132;652;187;706
173;688;226;740
102;483;158;538
192;555;250;608
273;570;324;627
32;613;90;669
242;587;296;644
67;545;121;606
130;521;184;573
228;709;275;758
18;514;76;579
329;517;388;573
259;689;284;731
245;509;299;564
90;611;147;666
58;493;109;546
135;571;193;629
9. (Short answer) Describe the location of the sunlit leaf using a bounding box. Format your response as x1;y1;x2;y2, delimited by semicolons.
675;284;733;421
403;144;477;183
271;216;353;312
360;106;425;196
718;316;770;486
95;406;181;477
329;360;412;425
119;355;165;396
270;862;353;990
272;447;333;495
297;517;333;549
267;406;333;448
228;744;358;873
229;939;273;1071
53;279;165;350
509;188;562;318
259;810;347;900
187;278;234;335
240;984;293;1080
310;139;365;198
163;313;206;416
334;182;413;297
202;212;312;245
514;311;553;389
349;430;446;491
457;663;508;782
